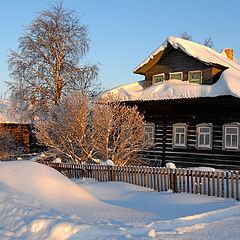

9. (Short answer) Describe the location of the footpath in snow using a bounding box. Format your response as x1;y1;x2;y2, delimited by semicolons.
0;161;239;239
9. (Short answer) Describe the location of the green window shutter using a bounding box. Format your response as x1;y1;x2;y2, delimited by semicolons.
153;75;163;84
190;72;201;83
170;73;182;80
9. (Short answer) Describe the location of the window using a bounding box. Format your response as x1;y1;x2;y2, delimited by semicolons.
173;123;187;148
223;123;239;150
145;123;155;146
169;72;183;81
152;73;164;84
196;123;212;149
189;71;202;84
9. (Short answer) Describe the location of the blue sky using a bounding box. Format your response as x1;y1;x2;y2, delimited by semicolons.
0;0;239;97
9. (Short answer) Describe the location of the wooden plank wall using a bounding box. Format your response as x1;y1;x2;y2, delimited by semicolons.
144;46;225;87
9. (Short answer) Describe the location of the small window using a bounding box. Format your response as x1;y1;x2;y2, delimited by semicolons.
145;123;155;145
173;123;187;148
152;74;164;84
189;71;202;83
169;72;183;81
223;123;239;150
196;123;212;149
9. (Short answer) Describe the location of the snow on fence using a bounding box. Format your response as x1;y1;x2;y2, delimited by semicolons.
42;162;240;201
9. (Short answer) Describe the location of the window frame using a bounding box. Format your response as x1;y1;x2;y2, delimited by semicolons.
196;123;212;150
144;123;155;146
152;73;165;85
172;123;187;149
169;72;183;81
222;123;240;151
188;70;202;84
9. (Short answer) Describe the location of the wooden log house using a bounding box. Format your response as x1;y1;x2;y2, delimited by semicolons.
99;37;240;170
0;99;39;153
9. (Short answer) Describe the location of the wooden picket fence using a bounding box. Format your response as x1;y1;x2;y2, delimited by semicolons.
42;162;240;201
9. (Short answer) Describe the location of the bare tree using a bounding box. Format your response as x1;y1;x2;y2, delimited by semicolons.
35;91;93;163
179;31;192;40
7;3;99;120
35;92;149;165
179;31;214;48
203;37;214;48
91;96;148;165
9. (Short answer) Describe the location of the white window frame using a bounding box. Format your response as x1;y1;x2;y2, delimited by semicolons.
223;123;240;151
169;72;183;81
196;123;212;150
145;123;155;146
188;70;202;84
152;73;165;85
172;123;187;148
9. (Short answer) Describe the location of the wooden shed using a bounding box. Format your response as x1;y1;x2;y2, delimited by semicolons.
99;37;240;170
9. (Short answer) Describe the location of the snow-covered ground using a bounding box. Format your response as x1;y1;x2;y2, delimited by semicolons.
0;161;240;239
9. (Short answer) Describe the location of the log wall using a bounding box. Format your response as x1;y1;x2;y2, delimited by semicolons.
127;96;240;170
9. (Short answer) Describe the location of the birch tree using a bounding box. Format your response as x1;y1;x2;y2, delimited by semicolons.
7;3;99;119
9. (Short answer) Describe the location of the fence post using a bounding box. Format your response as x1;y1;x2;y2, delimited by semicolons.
174;169;178;193
226;171;229;198
231;171;234;199
156;168;160;191
191;170;194;194
186;169;190;193
140;167;143;187
137;167;140;186
134;166;137;185
195;170;198;194
212;171;215;197
160;168;163;191
167;168;171;190
147;167;150;188
236;172;239;201
208;171;211;196
222;171;225;198
150;167;154;189
203;171;207;195
131;166;134;184
179;169;182;193
217;171;220;197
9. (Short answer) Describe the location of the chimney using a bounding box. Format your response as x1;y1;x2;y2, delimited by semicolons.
221;48;233;60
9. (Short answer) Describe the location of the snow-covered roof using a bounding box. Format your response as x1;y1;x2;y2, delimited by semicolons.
98;37;240;102
134;36;240;74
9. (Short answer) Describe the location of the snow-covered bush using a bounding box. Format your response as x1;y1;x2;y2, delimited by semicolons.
35;92;148;165
101;160;114;166
165;162;176;169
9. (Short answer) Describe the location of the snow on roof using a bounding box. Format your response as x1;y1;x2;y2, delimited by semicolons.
134;36;240;73
98;68;240;101
98;37;240;102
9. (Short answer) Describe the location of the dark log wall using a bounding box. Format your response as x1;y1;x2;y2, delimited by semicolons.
144;47;225;88
127;96;240;170
0;123;42;153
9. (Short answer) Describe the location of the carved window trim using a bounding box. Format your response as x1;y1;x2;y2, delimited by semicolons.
172;123;187;149
145;123;155;146
222;123;240;151
196;123;212;150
